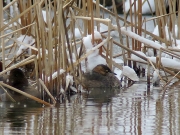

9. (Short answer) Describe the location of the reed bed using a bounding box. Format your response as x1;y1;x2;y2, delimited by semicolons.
0;0;180;104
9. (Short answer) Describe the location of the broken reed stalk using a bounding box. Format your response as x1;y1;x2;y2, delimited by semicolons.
0;44;14;52
95;0;100;31
39;79;56;104
46;0;53;93
0;85;16;102
145;11;178;22
147;58;165;83
1;2;39;31
178;0;180;38
162;70;180;89
69;20;81;86
56;0;63;95
62;7;77;89
82;0;87;36
161;70;180;98
19;0;29;35
0;0;5;71
137;0;142;51
3;0;18;11
106;21;111;67
0;82;52;106
55;1;62;93
132;0;136;51
112;0;126;65
8;37;37;51
0;55;36;76
69;8;84;37
168;0;177;43
0;23;35;39
89;0;94;44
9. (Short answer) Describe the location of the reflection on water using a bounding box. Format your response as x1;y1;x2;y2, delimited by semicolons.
0;82;180;134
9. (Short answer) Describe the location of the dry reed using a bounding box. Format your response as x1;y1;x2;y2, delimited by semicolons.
0;0;180;104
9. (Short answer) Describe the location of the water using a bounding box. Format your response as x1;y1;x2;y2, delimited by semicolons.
0;81;180;135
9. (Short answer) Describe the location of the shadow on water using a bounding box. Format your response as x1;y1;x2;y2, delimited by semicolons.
83;88;122;104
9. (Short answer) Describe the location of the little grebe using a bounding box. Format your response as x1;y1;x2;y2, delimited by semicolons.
8;68;28;91
0;68;40;101
82;64;121;89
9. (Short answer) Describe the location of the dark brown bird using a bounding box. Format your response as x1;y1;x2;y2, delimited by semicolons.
0;68;40;101
82;64;121;89
8;68;28;91
0;61;2;72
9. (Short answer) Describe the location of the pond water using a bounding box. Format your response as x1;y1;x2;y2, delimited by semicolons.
0;80;180;135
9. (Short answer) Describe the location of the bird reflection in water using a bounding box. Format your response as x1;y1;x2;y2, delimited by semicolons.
83;88;121;104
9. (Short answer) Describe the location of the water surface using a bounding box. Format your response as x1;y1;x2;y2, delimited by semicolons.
0;81;180;135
